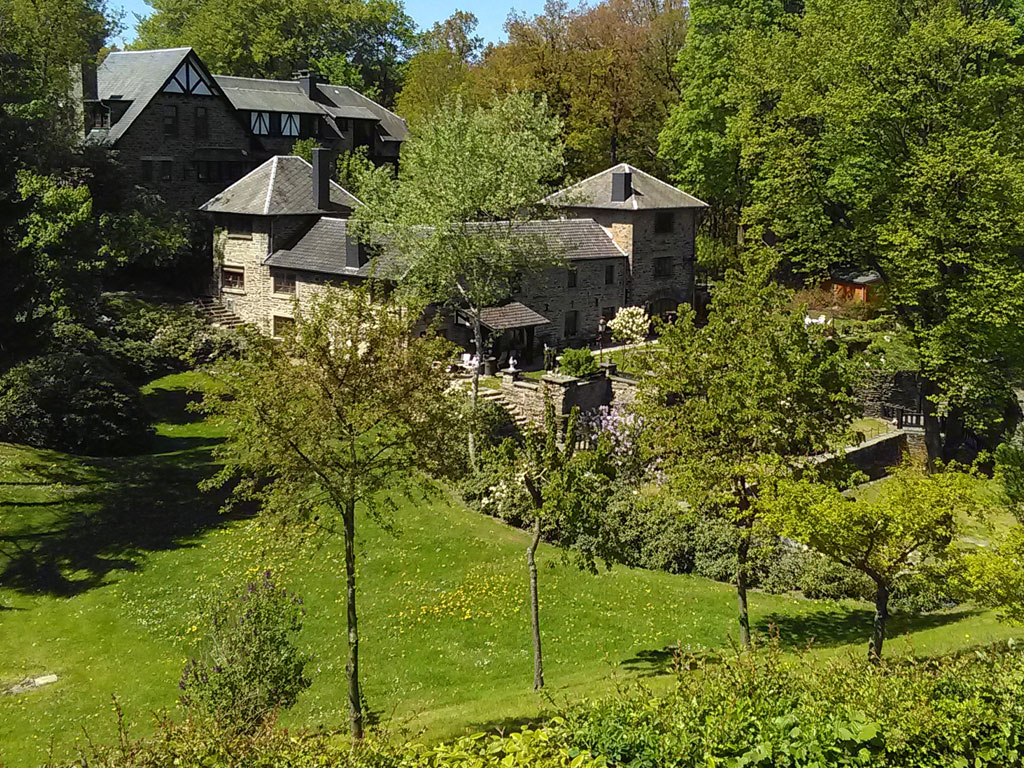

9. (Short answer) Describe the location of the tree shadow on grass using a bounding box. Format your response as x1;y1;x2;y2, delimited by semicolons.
756;605;982;650
0;385;247;597
619;605;981;677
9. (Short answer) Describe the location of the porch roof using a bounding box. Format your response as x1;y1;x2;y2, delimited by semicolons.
477;302;550;331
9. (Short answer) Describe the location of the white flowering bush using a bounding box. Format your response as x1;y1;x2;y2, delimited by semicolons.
607;306;649;347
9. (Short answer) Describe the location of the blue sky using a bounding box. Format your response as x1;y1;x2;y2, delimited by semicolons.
111;0;546;47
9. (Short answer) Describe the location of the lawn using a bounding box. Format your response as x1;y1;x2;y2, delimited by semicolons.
1;372;1022;766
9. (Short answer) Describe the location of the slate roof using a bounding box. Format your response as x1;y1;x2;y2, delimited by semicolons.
89;48;195;144
317;84;408;141
214;75;326;114
87;48;408;146
265;218;402;279
545;163;708;211
466;219;627;261
199;156;362;216
831;268;883;285
479;302;550;330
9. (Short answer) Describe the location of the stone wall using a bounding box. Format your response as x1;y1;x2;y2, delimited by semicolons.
842;431;907;480
515;257;627;347
856;370;921;418
501;366;635;428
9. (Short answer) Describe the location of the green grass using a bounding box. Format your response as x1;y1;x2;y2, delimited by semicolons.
1;372;1022;766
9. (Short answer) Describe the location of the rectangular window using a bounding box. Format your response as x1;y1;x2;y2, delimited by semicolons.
141;159;153;182
272;271;296;295
195;106;209;139
227;217;252;240
654;257;673;278
655;211;674;234
159;160;173;182
605;264;615;285
566;268;577;289
272;315;295;338
250;111;270;135
163;105;178;136
564;310;579;338
222;266;245;291
281;113;300;136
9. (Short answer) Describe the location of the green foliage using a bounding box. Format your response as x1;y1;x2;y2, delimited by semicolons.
995;423;1024;522
97;295;243;382
134;0;414;104
637;251;859;644
560;644;1024;767
0;350;152;454
179;572;311;730
734;0;1024;447
957;524;1024;624
771;462;984;656
558;347;598;377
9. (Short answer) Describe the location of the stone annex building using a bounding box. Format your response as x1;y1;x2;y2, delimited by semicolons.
200;151;708;354
81;47;407;213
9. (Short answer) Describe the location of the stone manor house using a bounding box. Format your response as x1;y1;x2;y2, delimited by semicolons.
80;47;407;214
200;150;707;355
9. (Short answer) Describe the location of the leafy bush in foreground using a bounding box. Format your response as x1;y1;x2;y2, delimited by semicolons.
559;347;598;377
58;644;1024;767
559;643;1024;767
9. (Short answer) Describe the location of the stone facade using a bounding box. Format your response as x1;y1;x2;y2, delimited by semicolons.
85;49;405;220
112;91;251;212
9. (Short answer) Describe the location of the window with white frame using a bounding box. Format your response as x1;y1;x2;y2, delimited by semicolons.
250;111;271;135
281;113;300;136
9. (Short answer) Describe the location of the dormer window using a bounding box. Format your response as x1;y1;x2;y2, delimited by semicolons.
251;111;271;135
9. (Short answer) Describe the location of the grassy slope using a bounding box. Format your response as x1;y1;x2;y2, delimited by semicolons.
1;373;1021;766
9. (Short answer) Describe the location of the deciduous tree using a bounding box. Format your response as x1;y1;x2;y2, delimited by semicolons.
636;253;857;647
772;463;982;660
353;93;564;469
200;286;460;739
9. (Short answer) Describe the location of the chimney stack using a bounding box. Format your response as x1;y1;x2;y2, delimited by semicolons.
611;170;632;202
312;147;331;210
294;69;321;101
345;233;364;268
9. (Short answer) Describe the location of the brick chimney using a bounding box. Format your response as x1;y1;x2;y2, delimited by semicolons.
312;147;331;210
611;170;632;202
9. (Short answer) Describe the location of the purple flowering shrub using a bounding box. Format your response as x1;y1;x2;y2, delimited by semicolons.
179;571;311;730
585;404;650;482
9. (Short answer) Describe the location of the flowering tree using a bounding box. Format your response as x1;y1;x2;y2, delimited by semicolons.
607;306;649;355
200;286;460;739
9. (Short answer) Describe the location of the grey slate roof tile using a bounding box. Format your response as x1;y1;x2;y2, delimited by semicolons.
199;156;362;215
265;217;403;279
479;302;550;330
545;163;708;211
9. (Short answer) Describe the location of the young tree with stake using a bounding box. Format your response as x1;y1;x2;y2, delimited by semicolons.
200;286;460;739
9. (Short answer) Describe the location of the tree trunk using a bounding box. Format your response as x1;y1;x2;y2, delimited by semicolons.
736;526;752;649
468;313;484;472
868;580;889;663
527;517;544;690
343;498;363;740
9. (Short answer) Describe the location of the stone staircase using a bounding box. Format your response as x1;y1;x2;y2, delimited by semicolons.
193;296;244;329
479;387;531;431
